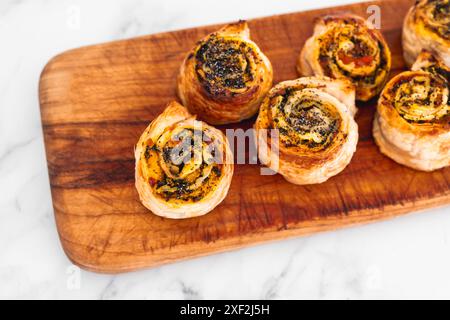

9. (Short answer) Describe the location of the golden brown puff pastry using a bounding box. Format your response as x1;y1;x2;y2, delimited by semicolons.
411;49;450;78
135;101;234;219
254;77;359;185
177;21;273;125
402;0;450;68
373;51;450;171
298;14;392;101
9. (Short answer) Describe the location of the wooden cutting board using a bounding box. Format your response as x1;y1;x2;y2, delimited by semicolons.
39;0;449;273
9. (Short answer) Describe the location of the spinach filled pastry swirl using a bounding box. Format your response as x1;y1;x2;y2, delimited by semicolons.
177;21;273;125
373;51;450;171
298;14;391;101
254;77;358;185
402;0;450;67
135;101;233;219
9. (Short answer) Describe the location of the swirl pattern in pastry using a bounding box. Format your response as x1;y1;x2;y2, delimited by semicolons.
254;77;358;185
178;21;273;125
402;0;450;67
298;14;391;101
135;101;234;219
373;51;450;171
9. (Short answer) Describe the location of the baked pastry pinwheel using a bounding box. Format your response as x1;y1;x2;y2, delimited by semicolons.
135;101;234;219
254;77;359;185
177;21;273;125
402;0;450;67
373;51;450;171
298;14;391;101
411;48;450;76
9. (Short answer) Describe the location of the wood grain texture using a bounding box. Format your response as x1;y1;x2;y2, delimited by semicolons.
39;0;450;273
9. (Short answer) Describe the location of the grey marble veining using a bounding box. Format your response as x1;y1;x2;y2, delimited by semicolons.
0;0;449;299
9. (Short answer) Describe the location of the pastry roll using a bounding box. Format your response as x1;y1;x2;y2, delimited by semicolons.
298;14;391;101
373;51;450;171
177;21;273;125
402;0;450;67
254;77;359;185
411;49;450;79
135;101;234;219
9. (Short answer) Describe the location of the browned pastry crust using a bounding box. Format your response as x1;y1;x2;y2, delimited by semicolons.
177;21;273;125
402;0;450;67
373;51;450;171
298;13;391;101
135;101;234;219
254;77;358;185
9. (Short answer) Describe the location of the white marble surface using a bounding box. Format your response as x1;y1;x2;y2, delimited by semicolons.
0;0;449;300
